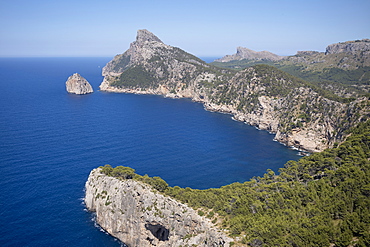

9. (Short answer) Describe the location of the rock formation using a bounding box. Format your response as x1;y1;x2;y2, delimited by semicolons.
84;168;233;247
66;73;93;94
215;47;284;62
325;39;370;55
99;30;370;152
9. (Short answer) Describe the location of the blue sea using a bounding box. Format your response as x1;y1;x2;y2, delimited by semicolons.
0;57;300;246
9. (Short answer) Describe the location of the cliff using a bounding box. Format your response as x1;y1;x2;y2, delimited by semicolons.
99;30;370;152
325;39;370;55
66;73;93;94
214;47;284;62
84;168;233;247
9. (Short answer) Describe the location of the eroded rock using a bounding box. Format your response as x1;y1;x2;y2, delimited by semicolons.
84;168;233;247
66;73;93;95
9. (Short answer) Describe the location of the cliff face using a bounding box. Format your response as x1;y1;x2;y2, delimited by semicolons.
325;39;370;55
66;73;93;94
215;47;284;62
99;30;369;152
203;67;368;152
84;168;233;247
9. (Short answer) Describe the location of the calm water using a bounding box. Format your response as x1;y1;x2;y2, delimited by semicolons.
0;58;300;246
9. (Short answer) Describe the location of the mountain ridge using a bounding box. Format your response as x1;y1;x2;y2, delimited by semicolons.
215;46;284;62
211;39;370;95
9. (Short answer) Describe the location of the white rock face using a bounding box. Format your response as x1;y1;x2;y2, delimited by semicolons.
65;73;93;94
84;168;233;247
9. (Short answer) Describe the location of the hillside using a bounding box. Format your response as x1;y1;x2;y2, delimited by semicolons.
87;120;370;246
100;30;370;152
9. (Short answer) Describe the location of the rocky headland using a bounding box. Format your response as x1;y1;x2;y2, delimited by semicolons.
99;29;370;152
84;168;233;247
66;73;93;94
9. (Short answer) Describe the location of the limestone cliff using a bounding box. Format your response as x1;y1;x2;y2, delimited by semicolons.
84;168;233;247
66;73;93;94
214;47;284;62
99;30;370;152
325;39;370;55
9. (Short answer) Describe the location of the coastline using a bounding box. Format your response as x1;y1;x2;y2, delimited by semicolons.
99;85;314;153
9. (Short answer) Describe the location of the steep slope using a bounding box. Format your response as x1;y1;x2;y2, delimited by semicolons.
100;30;369;152
205;65;369;151
100;29;234;101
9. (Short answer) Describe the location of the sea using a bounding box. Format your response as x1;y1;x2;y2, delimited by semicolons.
0;57;300;246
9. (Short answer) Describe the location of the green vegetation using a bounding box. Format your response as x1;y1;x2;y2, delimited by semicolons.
111;65;156;89
211;59;277;70
100;164;168;192
100;120;370;246
275;65;370;85
165;120;370;246
110;54;131;72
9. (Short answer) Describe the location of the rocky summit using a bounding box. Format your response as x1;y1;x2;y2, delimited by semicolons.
325;39;370;55
65;73;93;95
215;46;284;62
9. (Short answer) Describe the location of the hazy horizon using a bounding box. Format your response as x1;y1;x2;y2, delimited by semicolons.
1;0;369;58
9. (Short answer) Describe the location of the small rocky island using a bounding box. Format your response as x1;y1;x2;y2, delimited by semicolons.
65;73;93;94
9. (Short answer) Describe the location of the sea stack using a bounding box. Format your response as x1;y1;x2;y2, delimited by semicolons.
66;73;93;94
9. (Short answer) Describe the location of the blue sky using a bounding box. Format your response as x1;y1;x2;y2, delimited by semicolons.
1;0;369;57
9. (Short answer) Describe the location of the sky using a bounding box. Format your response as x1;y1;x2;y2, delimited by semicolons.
1;0;369;58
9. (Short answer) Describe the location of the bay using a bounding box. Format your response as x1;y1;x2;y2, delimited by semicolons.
0;57;300;246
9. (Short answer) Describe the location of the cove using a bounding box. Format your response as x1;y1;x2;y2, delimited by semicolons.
0;57;300;246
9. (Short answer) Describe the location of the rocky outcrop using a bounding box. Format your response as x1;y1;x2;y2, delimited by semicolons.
295;51;321;56
65;73;93;94
99;30;370;152
215;47;284;62
325;39;370;55
84;168;233;247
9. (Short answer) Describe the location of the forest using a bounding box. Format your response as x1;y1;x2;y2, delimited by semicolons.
100;120;370;246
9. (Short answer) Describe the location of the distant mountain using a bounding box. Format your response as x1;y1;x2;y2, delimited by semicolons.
211;39;370;95
100;30;370;153
215;46;284;62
